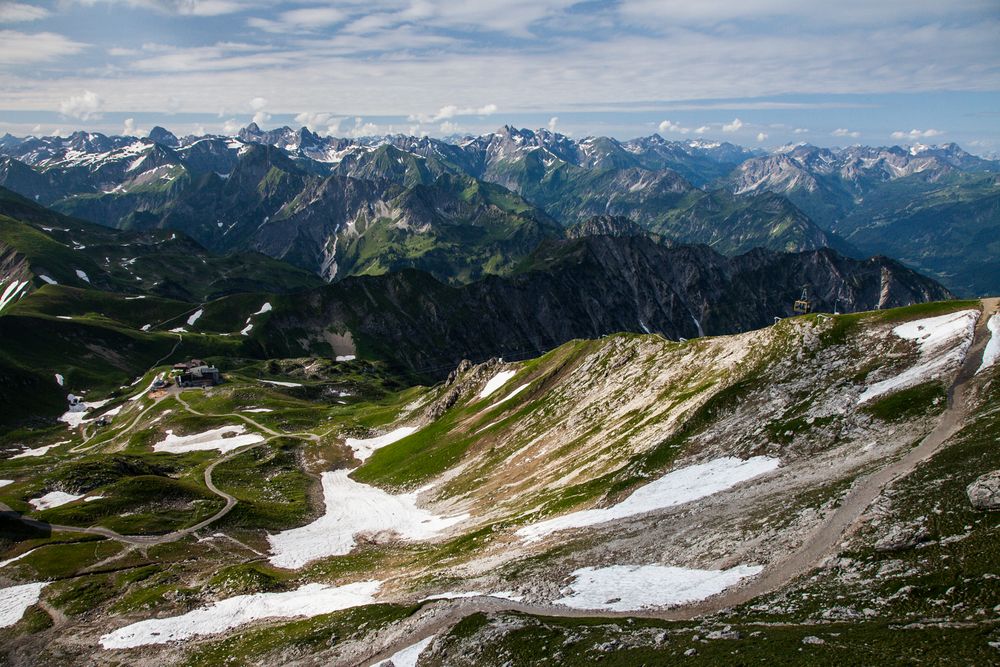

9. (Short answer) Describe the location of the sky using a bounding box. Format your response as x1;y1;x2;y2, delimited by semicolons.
1;0;998;153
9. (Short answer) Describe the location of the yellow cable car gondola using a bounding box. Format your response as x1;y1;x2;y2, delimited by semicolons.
793;285;812;315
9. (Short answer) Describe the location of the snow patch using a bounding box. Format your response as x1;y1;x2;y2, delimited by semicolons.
424;591;523;602
74;269;90;283
55;373;64;386
479;370;516;398
240;323;253;336
554;564;763;611
268;470;467;569
494;383;529;406
29;491;83;510
38;275;57;285
99;581;381;649
251;302;272;316
858;309;978;403
517;456;780;542
0;480;12;488
373;634;436;667
345;427;417;462
12;443;61;459
977;313;1000;375
0;280;28;311
153;425;264;454
336;354;356;362
242;408;273;413
260;379;301;387
186;309;203;326
0;583;47;628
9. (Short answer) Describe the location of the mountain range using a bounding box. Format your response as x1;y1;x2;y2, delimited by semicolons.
1;125;995;295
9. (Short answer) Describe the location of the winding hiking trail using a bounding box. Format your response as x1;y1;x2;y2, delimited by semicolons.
359;298;1000;667
1;386;320;546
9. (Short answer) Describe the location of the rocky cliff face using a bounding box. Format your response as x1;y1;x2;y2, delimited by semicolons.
260;236;952;377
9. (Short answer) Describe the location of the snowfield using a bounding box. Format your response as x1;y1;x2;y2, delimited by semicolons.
374;634;436;667
129;373;164;402
345;426;417;462
336;354;356;362
153;425;264;454
479;370;517;399
29;490;83;510
0;480;12;488
260;379;301;387
268;470;468;569
424;591;523;602
0;582;47;628
0;280;27;311
186;309;203;326
977;313;999;375
494;383;530;406
55;373;64;386
517;456;781;542
74;269;90;283
99;581;381;649
554;564;763;611
858;309;978;403
12;443;62;459
251;302;272;316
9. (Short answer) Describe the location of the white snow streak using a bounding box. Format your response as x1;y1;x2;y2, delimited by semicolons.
554;564;763;611
153;425;264;454
186;309;203;326
977;313;1000;375
38;275;57;285
345;427;417;462
479;370;516;399
260;379;301;387
251;302;272;316
858;309;978;403
54;373;64;386
0;280;27;311
372;635;436;667
74;269;90;283
29;491;83;510
517;456;780;542
268;470;467;569
0;583;47;628
99;581;381;649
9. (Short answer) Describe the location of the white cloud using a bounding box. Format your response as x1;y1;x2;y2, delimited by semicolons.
221;118;243;134
658;119;690;134
248;6;345;33
694;125;710;134
439;120;461;134
756;131;768;142
832;127;861;138
59;90;103;120
722;117;743;133
0;3;50;22
793;127;809;134
252;110;270;126
408;103;498;124
547;116;559;132
122;118;148;136
891;128;943;140
248;96;267;111
0;30;87;64
344;117;380;138
70;0;254;16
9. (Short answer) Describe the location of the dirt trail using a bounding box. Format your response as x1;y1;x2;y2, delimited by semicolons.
359;299;1000;667
2;388;320;546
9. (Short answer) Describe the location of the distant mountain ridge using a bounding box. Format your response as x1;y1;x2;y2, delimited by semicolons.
0;126;996;294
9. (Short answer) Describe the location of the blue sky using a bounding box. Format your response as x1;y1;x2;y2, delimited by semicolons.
1;0;998;153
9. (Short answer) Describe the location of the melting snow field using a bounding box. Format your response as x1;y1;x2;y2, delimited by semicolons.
0;480;13;488
153;425;264;454
977;313;999;375
186;309;204;326
260;379;301;387
99;581;381;649
424;591;523;602
12;442;65;459
858;309;978;404
517;456;781;542
29;491;83;510
55;373;64;386
494;383;530;406
74;269;90;283
0;582;47;628
345;426;417;462
479;370;517;399
251;302;272;316
554;564;763;611
336;354;356;362
374;634;436;667
0;280;28;311
268;470;467;569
